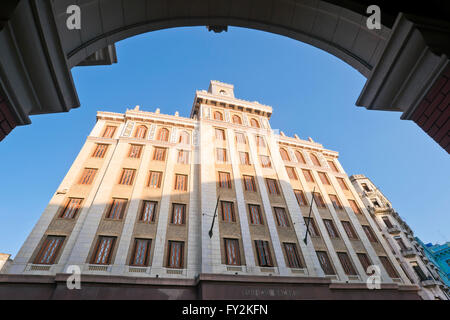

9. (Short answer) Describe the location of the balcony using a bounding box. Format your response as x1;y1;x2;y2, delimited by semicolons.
421;278;439;287
387;225;401;234
400;248;416;258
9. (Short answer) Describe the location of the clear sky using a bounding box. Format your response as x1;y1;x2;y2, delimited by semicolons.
0;26;449;257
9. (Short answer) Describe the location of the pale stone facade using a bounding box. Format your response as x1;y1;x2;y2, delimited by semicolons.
8;81;414;288
0;254;11;274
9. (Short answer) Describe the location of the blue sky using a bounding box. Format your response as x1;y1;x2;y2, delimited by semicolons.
0;26;449;257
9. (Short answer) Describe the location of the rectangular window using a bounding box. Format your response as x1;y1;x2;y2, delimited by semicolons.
140;201;157;223
239;151;250;165
357;253;372;275
174;174;188;191
167;241;184;268
216;148;227;162
342;221;358;240
60;198;83;219
313;192;326;208
92;144;108;158
34;236;65;265
286;167;298;180
316;251;335;275
412;263;428;281
224;239;241;265
171;203;186;225
249;204;263;225
119;168;136;185
338;252;357;275
215;128;225;140
79;168;97;185
128;144;143;158
323;219;340;238
329;194;343;210
221;201;236;222
318;172;330;185
255;136;266;148
106;198;128;220
235;132;246;144
382;216;393;228
294;190;308;206
337;177;349;190
243;175;256;191
177;150;189;164
148;171;162;188
255;240;273;267
260;155;272;168
348;199;361;214
274;207;290;227
265;178;280;195
302;169;314;182
91;236;116;265
284;243;303;268
130;238;152;266
395;237;408;250
363;225;378;243
153;147;166;161
304;217;320;237
102;126;116;138
361;183;371;192
218;172;232;188
379;256;399;278
327;160;339;173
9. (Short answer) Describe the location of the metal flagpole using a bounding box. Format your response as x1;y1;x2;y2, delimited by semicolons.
208;195;221;238
303;187;316;245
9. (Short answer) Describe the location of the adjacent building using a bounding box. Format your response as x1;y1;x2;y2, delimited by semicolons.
0;254;11;274
415;239;450;290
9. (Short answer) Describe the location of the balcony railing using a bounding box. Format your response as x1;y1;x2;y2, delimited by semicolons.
387;225;401;234
401;248;416;258
421;278;439;287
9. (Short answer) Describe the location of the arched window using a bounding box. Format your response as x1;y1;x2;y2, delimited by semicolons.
295;151;306;164
157;128;170;142
232;115;242;124
310;153;321;167
280;148;290;161
134;125;147;139
178;131;190;145
213;111;223;121
250;118;260;128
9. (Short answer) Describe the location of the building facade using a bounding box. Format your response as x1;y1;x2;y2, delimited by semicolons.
350;174;449;300
415;238;450;290
0;254;11;274
3;81;422;299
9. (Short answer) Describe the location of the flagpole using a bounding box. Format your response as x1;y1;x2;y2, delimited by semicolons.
208;195;220;238
303;187;316;245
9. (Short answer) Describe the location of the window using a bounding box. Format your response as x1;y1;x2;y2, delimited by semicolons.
337;178;349;191
329;194;343;210
79;168;97;185
295;151;306;164
342;221;358;240
395;237;408;250
102;126;116;138
235;132;246;144
177;150;189;164
286;167;298;180
129;239;151;266
338;252;357;275
243;175;256;191
134;125;147;139
218;172;232;188
323;219;340;238
91;236;116;265
310;153;321;167
34;236;65;264
382;216;394;228
266;178;280;195
260;155;272;168
316;251;335;275
232;115;242;124
215;128;225;140
284;243;303;268
255;240;273;267
216;148;227;162
304;217;320;237
302;169;314;182
178;131;190;144
153;147;167;161
363;225;378;243
250;118;260;128
318;172;330;185
239;151;250;165
327;160;339;172
140;201;157;223
348;199;362;214
294;190;308;206
224;239;241;265
60;198;83;219
92;144;108;158
174;174;188;191
313;192;326;208
274;207;290;227
213;111;223;121
106;198;128;219
361;183;371;192
372;200;381;208
148;171;162;188
255;136;265;148
167;241;184;268
379;256;399;278
128;144;143;158
119;168;136;185
357;253;372;275
171;203;186;225
249;204;263;225
221;201;236;222
280;148;290;161
411;263;428;281
157;128;169;142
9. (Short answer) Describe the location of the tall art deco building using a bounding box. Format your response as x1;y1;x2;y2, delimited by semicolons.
4;81;423;299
